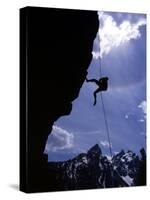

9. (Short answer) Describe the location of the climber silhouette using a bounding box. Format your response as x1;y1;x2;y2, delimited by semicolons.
86;77;109;106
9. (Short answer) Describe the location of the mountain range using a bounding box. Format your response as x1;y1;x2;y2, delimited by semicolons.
48;144;146;190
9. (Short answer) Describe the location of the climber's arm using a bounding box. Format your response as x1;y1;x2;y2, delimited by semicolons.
86;78;99;85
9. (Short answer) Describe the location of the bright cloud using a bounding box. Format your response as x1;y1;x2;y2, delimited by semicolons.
125;114;129;119
93;12;146;58
45;125;74;152
138;119;144;123
138;100;146;119
92;51;100;59
100;140;112;148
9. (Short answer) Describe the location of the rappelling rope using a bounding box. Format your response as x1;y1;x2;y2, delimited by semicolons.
97;32;114;186
97;18;113;159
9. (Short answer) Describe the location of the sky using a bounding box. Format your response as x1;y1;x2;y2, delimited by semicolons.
44;11;146;162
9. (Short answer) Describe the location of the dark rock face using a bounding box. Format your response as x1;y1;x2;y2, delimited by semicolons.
25;7;99;192
134;148;146;185
47;144;146;190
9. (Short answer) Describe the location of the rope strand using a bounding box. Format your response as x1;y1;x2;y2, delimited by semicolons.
100;93;113;158
98;13;114;186
97;21;113;159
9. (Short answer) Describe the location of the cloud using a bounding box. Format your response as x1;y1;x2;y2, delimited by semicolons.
92;12;146;58
92;51;100;59
100;140;112;148
138;100;146;119
45;125;74;153
138;100;146;114
125;114;129;119
138;119;144;123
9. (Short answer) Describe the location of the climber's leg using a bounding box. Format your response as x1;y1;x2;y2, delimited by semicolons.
93;88;101;106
